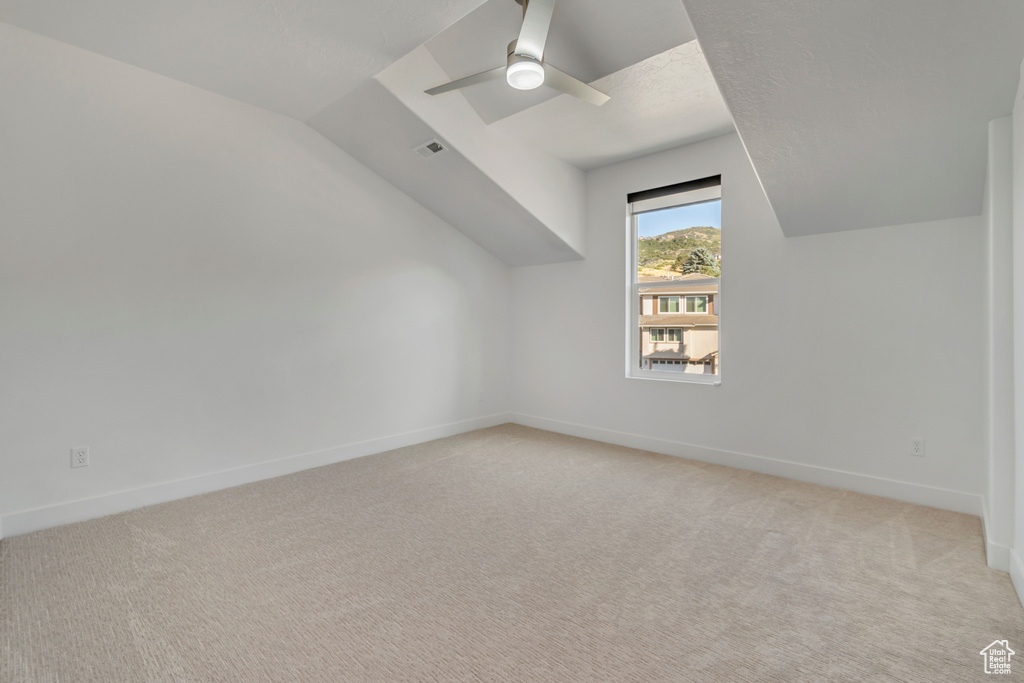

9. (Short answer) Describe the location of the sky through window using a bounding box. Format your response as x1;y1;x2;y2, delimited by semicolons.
637;199;721;237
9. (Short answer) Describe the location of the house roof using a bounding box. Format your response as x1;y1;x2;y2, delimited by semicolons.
645;350;718;361
645;351;690;360
639;314;718;327
639;274;719;295
638;273;714;283
639;284;719;295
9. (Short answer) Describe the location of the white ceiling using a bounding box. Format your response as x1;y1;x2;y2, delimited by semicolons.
0;0;738;264
491;40;733;170
683;0;1024;237
424;0;694;124
4;0;1019;248
0;0;733;174
309;80;582;266
0;0;484;120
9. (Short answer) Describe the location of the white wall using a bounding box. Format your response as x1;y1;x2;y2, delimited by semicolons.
511;133;987;511
0;23;512;537
1011;62;1024;603
984;116;1015;572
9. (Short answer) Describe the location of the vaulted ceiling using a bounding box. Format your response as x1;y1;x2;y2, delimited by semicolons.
0;0;482;120
0;0;732;265
423;0;692;124
684;0;1024;236
2;0;1022;253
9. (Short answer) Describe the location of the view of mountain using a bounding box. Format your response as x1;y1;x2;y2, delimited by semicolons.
638;227;721;276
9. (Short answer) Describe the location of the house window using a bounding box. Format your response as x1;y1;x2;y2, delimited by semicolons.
628;175;721;384
649;328;682;343
686;296;708;313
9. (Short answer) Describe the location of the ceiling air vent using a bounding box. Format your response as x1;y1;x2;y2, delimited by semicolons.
414;139;447;158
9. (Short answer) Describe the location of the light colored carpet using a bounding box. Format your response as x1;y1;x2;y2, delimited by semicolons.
2;424;1021;682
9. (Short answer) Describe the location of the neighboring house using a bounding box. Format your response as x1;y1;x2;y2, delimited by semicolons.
638;273;719;374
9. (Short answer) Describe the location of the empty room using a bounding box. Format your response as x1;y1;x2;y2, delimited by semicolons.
4;0;1024;680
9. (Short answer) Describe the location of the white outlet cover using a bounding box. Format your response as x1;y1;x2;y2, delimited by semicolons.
71;446;89;468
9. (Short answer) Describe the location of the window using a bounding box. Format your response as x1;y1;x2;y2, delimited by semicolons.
628;175;721;384
649;328;682;343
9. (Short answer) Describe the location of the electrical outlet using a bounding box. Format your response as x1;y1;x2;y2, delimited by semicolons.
910;438;925;457
71;447;89;468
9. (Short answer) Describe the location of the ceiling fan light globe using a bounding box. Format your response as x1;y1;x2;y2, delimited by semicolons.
506;60;544;90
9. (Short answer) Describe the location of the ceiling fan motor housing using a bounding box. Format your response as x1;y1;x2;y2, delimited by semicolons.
506;39;540;61
506;39;545;90
424;0;608;105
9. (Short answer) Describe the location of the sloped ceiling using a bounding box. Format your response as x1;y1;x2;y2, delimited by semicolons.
309;80;582;266
0;0;735;265
0;0;483;120
424;0;693;123
491;40;733;170
5;0;1021;249
683;0;1024;237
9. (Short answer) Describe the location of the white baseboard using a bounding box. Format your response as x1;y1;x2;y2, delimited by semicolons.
1011;550;1024;609
511;413;985;517
981;502;1012;572
0;413;512;540
989;542;1013;574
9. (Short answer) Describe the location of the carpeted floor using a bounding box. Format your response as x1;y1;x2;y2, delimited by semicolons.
2;424;1022;681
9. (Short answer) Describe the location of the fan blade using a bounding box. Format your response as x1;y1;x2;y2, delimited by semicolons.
516;0;555;61
543;65;610;105
425;66;505;96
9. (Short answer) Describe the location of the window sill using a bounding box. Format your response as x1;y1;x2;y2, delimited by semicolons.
627;370;721;385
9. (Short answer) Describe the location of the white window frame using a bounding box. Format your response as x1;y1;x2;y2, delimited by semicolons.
626;177;722;385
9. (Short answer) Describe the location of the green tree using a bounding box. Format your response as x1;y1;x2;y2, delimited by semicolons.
675;247;720;276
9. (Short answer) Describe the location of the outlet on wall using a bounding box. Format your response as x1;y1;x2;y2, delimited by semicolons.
71;446;89;468
910;438;925;457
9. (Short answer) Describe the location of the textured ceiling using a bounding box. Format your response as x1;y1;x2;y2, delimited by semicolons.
490;41;733;170
309;80;581;266
0;0;739;265
424;0;694;124
0;0;483;121
2;0;1016;251
683;0;1024;236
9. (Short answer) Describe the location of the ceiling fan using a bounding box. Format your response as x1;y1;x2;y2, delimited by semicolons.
424;0;610;106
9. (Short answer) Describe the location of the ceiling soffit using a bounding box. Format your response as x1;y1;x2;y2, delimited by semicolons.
490;40;734;170
0;0;485;120
309;80;581;266
425;0;694;124
683;0;1024;236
